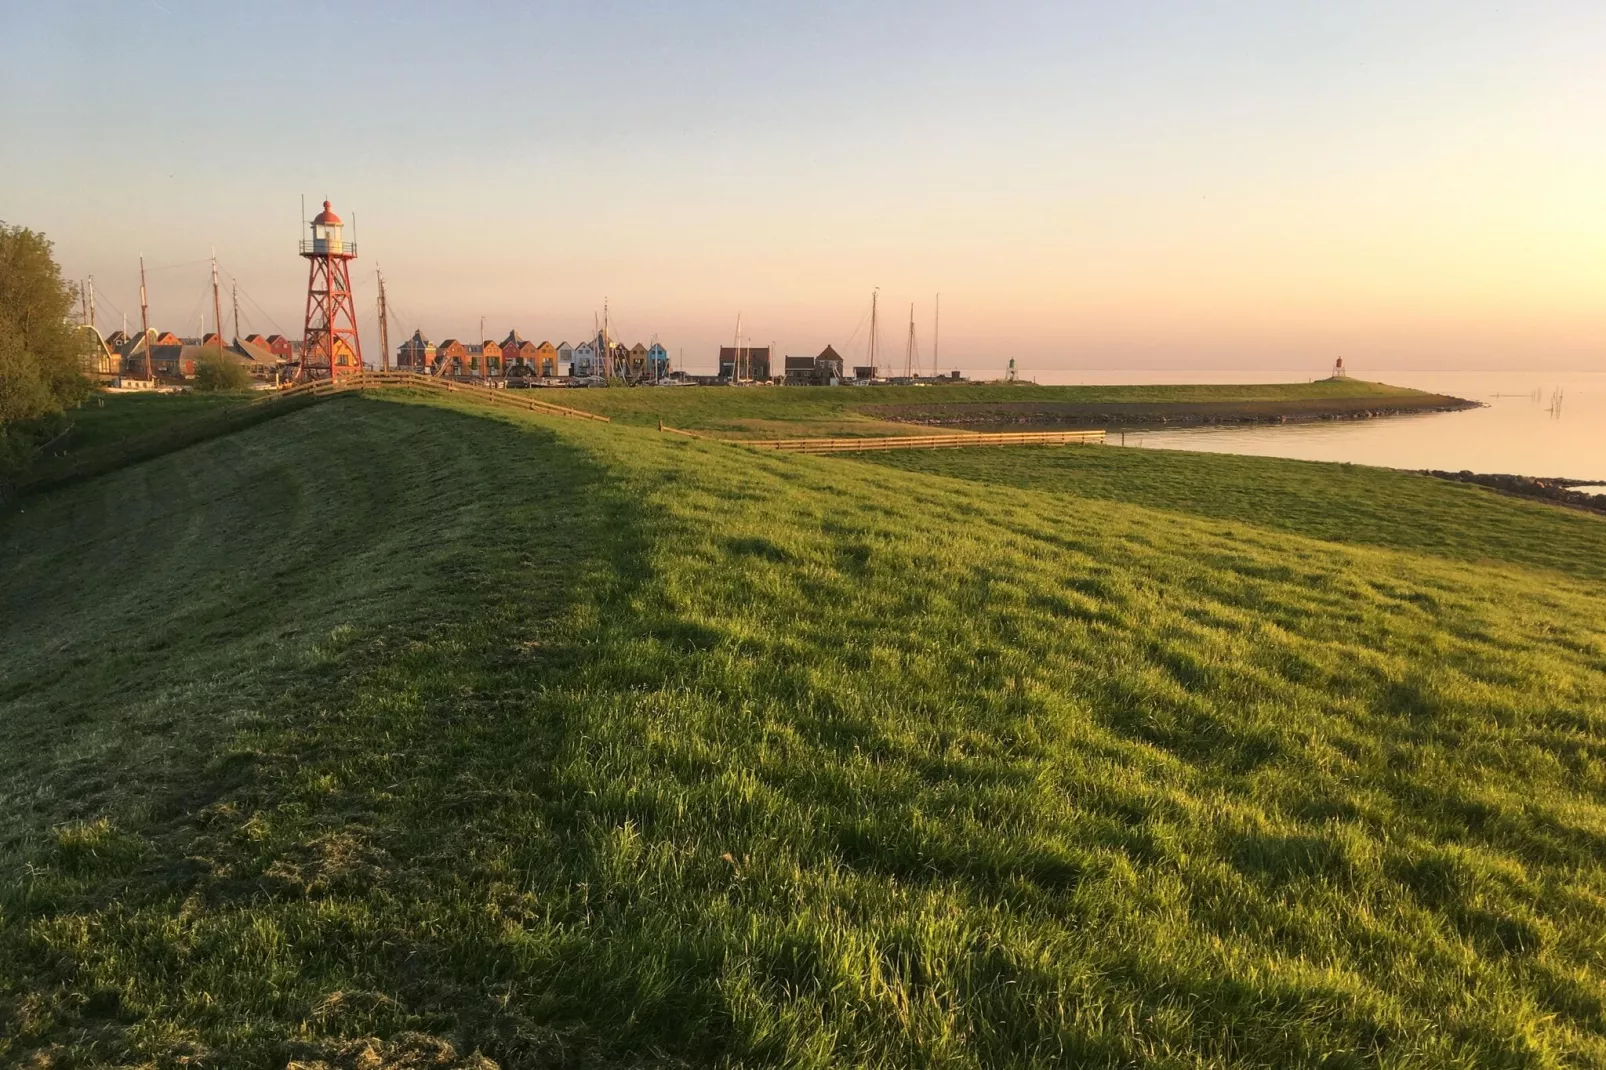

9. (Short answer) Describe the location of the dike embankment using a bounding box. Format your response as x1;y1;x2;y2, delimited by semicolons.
866;393;1479;429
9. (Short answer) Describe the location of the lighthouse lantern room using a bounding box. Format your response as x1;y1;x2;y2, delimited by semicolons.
298;199;362;381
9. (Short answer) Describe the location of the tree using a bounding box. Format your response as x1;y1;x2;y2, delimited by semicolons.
193;348;253;392
0;223;91;429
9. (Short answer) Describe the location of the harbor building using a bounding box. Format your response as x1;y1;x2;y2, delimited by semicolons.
717;345;772;381
783;345;845;386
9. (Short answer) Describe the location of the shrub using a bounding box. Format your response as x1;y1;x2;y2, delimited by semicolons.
193;349;253;392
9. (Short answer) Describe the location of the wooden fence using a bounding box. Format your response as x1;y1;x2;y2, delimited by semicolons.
742;429;1105;453
278;371;611;422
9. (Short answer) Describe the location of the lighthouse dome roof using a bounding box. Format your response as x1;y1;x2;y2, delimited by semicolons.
312;200;343;226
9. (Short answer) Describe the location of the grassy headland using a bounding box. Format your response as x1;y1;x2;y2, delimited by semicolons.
3;392;1604;1067
549;378;1459;439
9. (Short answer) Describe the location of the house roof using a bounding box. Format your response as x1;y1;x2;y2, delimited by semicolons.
817;345;842;362
233;339;277;363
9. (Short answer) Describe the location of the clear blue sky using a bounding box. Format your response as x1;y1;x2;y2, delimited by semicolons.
4;1;1603;373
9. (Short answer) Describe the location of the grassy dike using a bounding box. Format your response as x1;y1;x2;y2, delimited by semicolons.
547;379;1441;439
3;392;1605;1067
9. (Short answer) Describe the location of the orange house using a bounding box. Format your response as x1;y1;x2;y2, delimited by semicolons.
533;341;559;377
436;339;468;375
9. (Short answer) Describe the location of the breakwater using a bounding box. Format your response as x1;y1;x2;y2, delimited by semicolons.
1424;470;1606;515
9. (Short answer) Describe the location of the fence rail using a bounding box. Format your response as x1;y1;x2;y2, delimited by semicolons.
746;429;1105;453
278;371;611;422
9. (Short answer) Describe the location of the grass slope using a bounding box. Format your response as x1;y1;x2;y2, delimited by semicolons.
551;379;1433;438
3;394;1605;1068
60;392;258;454
857;444;1606;584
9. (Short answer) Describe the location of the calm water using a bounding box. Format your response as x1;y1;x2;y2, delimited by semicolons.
1029;369;1606;483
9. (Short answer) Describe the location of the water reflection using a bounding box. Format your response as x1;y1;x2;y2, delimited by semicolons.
1027;369;1606;482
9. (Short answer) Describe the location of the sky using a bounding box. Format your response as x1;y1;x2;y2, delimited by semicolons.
3;1;1603;376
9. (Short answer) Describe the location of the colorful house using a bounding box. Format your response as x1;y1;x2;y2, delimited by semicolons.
532;341;559;377
397;329;436;371
436;339;468;375
647;343;669;380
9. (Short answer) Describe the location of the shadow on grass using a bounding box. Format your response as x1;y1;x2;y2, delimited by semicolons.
0;398;662;1066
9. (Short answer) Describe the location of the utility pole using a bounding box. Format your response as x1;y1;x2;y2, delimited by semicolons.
210;249;224;347
377;268;390;372
139;255;153;381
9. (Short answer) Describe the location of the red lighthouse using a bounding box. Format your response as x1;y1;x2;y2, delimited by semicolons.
298;199;363;380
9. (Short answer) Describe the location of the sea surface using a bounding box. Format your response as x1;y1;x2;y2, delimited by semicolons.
1026;369;1606;485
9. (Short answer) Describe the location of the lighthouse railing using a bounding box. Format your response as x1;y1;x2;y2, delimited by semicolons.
299;240;357;257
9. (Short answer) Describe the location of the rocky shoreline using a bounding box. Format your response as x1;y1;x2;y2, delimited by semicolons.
1422;470;1606;516
869;394;1480;429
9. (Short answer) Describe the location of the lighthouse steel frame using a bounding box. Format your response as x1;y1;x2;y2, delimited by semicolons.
298;221;362;381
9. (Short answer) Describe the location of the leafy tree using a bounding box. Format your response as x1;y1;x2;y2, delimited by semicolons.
0;223;91;429
193;348;253;392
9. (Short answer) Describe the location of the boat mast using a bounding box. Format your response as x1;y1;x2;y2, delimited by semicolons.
869;288;878;377
87;276;96;333
377;269;390;373
211;249;224;347
139;255;153;380
934;293;939;373
905;303;917;379
231;280;240;344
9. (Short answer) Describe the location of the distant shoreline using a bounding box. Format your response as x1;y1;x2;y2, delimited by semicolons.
866;393;1479;429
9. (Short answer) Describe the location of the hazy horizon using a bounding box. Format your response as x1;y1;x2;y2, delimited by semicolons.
5;1;1603;375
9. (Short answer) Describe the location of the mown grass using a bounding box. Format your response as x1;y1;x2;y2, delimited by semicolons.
12;390;322;501
3;393;1605;1067
59;391;258;453
552;378;1430;437
858;443;1606;583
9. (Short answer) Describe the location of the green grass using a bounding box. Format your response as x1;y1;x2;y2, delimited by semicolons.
857;443;1606;583
3;393;1605;1067
553;378;1433;438
13;389;323;501
59;390;258;453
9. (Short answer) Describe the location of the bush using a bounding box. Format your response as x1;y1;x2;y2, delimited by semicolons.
193;349;253;392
